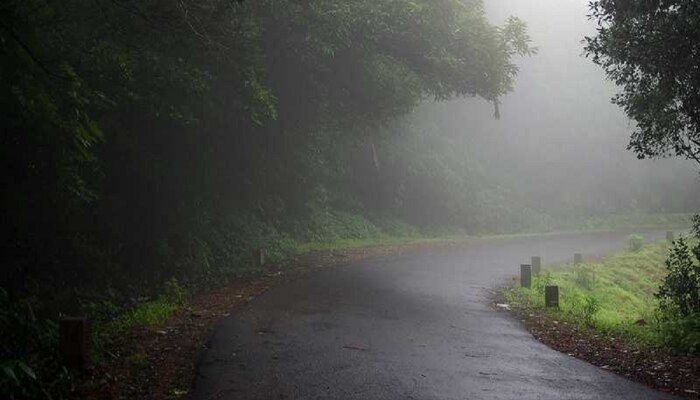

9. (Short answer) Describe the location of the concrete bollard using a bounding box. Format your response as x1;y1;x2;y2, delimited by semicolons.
521;264;532;289
545;286;559;308
60;317;88;369
252;248;265;268
531;256;542;275
574;253;582;265
666;231;674;242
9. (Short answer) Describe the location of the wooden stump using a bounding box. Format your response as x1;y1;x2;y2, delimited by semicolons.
545;286;559;308
521;264;532;289
531;256;542;275
60;317;88;369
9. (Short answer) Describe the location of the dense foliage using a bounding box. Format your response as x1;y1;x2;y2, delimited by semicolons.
658;237;700;317
2;0;699;396
1;2;537;396
586;0;700;354
585;0;700;164
0;0;533;298
657;219;700;355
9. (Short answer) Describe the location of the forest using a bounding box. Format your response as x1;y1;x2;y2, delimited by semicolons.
2;0;699;399
1;0;539;301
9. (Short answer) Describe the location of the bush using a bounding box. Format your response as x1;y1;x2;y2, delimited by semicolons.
179;213;297;282
657;237;700;317
161;278;188;306
300;210;382;242
656;236;700;354
0;289;71;399
627;234;644;252
658;312;700;355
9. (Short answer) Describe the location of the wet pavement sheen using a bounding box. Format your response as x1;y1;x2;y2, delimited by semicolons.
192;230;677;400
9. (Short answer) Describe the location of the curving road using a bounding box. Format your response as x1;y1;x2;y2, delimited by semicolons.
192;230;677;400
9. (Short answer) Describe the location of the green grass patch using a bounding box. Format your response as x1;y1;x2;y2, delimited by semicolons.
109;300;178;335
566;213;692;232
505;239;677;347
93;278;189;346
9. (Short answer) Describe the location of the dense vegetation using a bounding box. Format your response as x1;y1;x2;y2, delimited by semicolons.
1;0;699;398
586;0;700;164
586;0;700;356
1;0;533;301
1;1;536;397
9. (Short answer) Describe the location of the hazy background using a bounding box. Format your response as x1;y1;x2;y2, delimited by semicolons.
372;0;699;229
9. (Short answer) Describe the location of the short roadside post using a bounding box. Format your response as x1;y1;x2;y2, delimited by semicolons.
545;286;559;309
574;253;582;266
520;264;532;289
252;248;266;268
59;317;88;370
666;231;674;242
531;256;541;275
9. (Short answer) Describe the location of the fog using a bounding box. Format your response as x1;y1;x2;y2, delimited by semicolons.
4;2;700;398
383;0;699;222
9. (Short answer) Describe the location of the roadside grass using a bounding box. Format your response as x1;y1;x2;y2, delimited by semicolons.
566;213;691;232
108;301;178;336
90;278;190;358
101;213;688;340
295;213;692;256
505;238;680;347
86;221;691;372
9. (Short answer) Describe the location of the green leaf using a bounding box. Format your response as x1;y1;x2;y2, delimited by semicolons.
17;361;37;380
1;364;19;385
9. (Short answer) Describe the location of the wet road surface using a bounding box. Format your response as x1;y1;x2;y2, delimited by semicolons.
192;230;677;399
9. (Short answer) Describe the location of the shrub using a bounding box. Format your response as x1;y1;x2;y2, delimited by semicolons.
0;289;71;399
658;312;700;355
627;234;644;252
301;210;382;242
656;236;700;354
180;212;296;282
657;237;700;317
161;278;188;306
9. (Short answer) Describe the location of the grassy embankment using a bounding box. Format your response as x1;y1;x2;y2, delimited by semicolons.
504;236;693;348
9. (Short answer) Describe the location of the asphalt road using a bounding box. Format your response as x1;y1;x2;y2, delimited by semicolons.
192;230;677;400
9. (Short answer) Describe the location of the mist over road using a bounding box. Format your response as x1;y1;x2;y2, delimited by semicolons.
193;231;676;400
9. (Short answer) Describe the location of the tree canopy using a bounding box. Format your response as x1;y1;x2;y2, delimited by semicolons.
585;0;700;164
0;0;534;294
